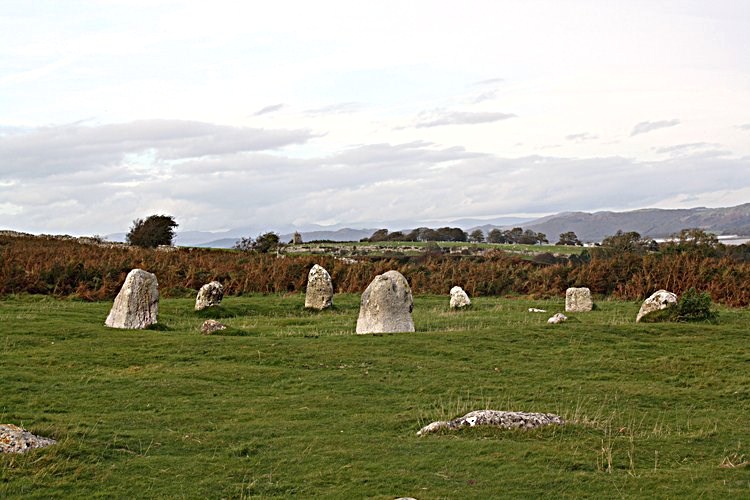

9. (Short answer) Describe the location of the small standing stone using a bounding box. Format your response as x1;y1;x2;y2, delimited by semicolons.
547;313;568;324
449;286;471;309
304;264;334;310
636;289;678;322
356;270;414;334
195;281;224;311
105;269;159;329
201;319;227;335
565;287;593;312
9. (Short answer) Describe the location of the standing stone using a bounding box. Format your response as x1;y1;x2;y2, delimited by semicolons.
565;287;593;312
636;289;678;322
105;269;159;329
195;281;224;311
356;270;414;334
449;286;471;309
304;264;333;310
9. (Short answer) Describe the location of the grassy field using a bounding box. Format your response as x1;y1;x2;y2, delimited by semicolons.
1;294;748;498
283;240;587;258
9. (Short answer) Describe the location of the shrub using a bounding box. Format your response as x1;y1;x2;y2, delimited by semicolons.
673;287;718;322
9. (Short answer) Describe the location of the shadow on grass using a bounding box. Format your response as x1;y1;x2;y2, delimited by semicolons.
194;305;255;319
204;326;257;337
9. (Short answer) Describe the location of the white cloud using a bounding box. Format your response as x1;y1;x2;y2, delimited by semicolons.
630;119;681;136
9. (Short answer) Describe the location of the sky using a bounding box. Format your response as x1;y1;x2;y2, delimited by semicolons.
1;0;749;236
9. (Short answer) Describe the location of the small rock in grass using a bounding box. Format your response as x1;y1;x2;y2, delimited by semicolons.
201;319;226;335
547;313;567;324
528;307;547;313
417;410;564;436
0;424;56;453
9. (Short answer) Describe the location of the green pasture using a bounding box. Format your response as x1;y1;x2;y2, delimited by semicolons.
1;294;748;498
285;240;586;258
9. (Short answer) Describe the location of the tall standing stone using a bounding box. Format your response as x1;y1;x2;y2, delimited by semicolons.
195;281;224;311
304;264;333;310
449;286;471;309
105;269;159;329
565;287;593;312
636;289;678;322
356;270;414;334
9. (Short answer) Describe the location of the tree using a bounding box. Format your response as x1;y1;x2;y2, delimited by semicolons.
536;232;549;245
253;232;280;253
469;229;485;243
126;215;178;248
557;231;582;246
367;229;390;242
600;230;655;254
487;228;507;244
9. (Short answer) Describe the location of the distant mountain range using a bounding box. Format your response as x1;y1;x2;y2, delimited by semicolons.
518;203;750;243
102;203;750;247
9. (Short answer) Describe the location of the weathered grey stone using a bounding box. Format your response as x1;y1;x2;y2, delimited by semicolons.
304;264;333;310
105;269;158;329
449;286;471;309
636;289;678;322
547;312;568;324
195;281;224;311
0;424;56;453
356;270;414;334
417;410;564;436
201;319;226;335
565;287;593;312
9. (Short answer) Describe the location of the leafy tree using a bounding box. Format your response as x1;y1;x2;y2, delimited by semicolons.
233;232;281;253
469;229;485;243
662;228;720;257
518;229;540;245
487;228;508;244
536;232;549;245
366;229;390;242
253;232;280;253
506;227;524;244
126;215;178;248
557;231;582;246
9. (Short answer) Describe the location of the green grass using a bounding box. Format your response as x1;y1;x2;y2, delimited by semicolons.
287;240;586;257
1;294;748;498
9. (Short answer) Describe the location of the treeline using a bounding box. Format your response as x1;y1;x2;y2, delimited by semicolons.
361;226;550;244
2;234;749;306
